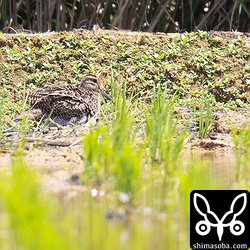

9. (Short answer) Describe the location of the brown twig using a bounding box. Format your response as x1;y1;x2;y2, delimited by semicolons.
25;137;80;147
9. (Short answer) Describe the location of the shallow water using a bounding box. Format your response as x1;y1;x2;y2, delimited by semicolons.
1;148;248;250
192;149;237;187
61;149;250;250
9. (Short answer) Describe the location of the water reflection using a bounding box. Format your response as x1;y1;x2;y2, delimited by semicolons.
58;149;249;250
193;149;236;187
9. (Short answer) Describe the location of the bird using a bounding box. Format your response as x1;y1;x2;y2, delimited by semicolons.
28;74;112;126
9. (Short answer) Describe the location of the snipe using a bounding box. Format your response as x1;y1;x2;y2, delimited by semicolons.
28;74;112;126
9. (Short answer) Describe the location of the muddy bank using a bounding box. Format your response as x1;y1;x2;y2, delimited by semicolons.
0;109;249;197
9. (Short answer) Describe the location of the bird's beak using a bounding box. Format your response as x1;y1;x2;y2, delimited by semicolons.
100;89;113;102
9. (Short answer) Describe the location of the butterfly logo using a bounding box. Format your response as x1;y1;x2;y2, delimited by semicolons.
193;193;247;241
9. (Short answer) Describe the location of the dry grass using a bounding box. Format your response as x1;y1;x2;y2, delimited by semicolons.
0;0;249;33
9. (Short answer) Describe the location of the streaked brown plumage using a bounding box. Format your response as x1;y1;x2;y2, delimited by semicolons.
28;74;111;125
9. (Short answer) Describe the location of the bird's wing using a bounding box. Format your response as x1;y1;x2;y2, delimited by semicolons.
28;87;98;117
28;88;52;106
28;86;80;105
49;98;92;117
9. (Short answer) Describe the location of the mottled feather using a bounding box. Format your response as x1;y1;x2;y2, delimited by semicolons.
28;74;111;124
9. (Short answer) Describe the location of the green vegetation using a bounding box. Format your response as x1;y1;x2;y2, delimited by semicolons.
0;30;249;132
195;95;215;139
145;88;187;169
0;156;72;249
0;85;250;249
0;30;249;249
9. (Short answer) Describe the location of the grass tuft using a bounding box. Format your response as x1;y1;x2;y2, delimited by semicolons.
0;146;71;249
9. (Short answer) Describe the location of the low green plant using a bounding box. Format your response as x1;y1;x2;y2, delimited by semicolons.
0;144;71;250
232;125;250;151
232;125;250;187
145;87;187;173
82;85;143;196
82;126;111;183
195;95;215;139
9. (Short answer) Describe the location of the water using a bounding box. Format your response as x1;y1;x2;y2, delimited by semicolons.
60;149;250;249
193;149;237;187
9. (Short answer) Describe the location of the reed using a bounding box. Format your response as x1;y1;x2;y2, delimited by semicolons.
196;96;215;139
145;88;187;173
0;0;249;32
82;84;143;196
